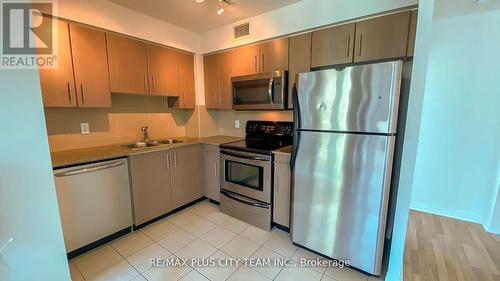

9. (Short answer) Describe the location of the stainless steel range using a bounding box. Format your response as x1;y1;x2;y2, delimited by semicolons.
220;121;293;230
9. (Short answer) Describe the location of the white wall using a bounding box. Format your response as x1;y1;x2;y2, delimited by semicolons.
57;0;200;52
486;182;500;234
0;69;70;280
385;1;435;280
410;0;500;226
56;0;207;107
200;0;418;53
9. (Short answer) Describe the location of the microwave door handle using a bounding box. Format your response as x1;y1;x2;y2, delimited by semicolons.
268;78;274;104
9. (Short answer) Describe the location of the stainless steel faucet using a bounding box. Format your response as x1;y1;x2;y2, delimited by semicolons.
141;126;149;143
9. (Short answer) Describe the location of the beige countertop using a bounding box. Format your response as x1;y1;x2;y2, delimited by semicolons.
273;145;292;155
51;135;242;169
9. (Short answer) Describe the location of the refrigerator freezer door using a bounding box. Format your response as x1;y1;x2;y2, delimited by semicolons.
297;61;402;134
291;131;395;275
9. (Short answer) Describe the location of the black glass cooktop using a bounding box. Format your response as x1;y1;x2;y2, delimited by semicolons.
220;139;291;155
220;121;294;155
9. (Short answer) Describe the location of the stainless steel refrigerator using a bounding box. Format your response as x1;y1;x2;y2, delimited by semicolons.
290;61;403;276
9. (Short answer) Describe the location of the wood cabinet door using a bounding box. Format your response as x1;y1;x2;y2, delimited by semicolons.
311;23;355;68
259;37;289;73
407;10;418;57
288;33;311;108
354;11;411;63
69;24;111;108
273;162;291;227
39;20;77;107
203;53;220;109
234;44;259;76
129;151;173;226
203;145;220;202
171;145;203;209
106;33;149;95
218;50;234;109
148;44;179;97
178;52;196;109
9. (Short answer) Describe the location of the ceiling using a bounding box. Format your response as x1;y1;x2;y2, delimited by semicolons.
109;0;302;33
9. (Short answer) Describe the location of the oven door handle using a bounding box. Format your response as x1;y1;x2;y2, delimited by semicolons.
221;190;270;209
221;150;270;161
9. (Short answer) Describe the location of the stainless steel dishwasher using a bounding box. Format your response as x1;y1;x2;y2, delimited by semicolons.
53;158;133;254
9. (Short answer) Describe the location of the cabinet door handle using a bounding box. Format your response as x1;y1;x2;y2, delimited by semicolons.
275;174;279;191
152;75;156;93
80;84;85;104
254;55;257;73
144;74;149;93
346;35;351;58
67;82;72;104
174;152;177;169
214;163;217;177
261;54;265;72
166;154;170;170
358;34;363;57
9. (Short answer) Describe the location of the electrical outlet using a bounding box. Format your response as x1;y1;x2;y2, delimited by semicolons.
234;120;240;129
80;123;90;134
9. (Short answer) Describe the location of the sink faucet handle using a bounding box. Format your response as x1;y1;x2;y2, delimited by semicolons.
141;126;148;132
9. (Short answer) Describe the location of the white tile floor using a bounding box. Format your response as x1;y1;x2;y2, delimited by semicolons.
69;200;376;281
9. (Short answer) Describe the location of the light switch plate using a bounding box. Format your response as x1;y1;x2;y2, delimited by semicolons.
80;123;90;134
234;120;240;129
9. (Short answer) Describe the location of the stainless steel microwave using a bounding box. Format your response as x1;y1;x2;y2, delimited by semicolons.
232;70;288;110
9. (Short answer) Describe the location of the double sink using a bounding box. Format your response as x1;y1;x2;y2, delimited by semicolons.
122;139;184;150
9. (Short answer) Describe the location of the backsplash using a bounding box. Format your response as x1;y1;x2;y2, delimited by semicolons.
198;106;293;137
46;95;199;152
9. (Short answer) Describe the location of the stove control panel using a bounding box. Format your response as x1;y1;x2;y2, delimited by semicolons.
246;121;294;137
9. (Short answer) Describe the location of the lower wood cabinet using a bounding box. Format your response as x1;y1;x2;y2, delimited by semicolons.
203;144;220;202
273;154;291;228
129;145;203;225
170;145;203;209
129;150;172;226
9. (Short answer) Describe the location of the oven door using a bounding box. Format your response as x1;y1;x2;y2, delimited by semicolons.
220;149;271;203
232;70;287;110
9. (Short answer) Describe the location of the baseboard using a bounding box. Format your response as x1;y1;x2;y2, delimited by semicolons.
410;201;482;224
134;196;207;230
67;227;131;259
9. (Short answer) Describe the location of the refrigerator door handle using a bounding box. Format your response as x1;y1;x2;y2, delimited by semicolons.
291;83;301;171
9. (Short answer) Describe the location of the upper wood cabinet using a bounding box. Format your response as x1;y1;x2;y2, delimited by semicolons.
147;44;179;97
234;38;289;77
203;50;234;110
288;33;311;108
39;20;77;108
311;23;355;68
218;50;235;109
39;19;111;108
354;11;411;63
203;53;220;109
259;37;289;73
69;24;111;108
106;33;149;95
177;52;196;109
234;44;259;76
407;10;418;57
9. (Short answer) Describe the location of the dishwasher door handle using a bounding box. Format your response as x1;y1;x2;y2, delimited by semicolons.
54;160;126;177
